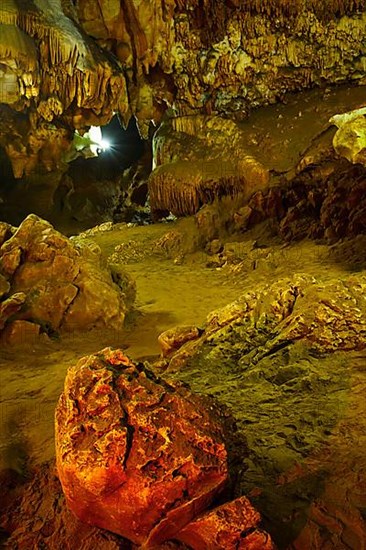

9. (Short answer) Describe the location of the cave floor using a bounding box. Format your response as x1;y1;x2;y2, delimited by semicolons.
1;219;366;548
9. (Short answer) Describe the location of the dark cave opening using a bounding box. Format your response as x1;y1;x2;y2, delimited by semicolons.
69;115;146;180
0;116;148;231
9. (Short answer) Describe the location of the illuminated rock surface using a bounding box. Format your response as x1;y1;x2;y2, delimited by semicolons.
175;495;275;550
1;0;366;176
55;348;229;546
161;274;366;373
1;219;366;548
0;214;132;339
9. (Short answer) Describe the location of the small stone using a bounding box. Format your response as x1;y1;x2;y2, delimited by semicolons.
158;325;201;357
1;320;41;346
176;496;275;550
205;239;223;255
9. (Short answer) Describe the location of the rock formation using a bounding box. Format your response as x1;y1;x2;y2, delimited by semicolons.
55;347;227;546
149;115;269;217
55;347;274;548
1;0;366;179
0;214;133;342
158;273;366;371
153;270;366;548
175;496;275;549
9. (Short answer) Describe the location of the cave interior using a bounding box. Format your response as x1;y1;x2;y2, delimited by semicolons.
1;1;366;549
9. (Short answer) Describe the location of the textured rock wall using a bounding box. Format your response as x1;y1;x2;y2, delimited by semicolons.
75;0;366;125
1;1;366;177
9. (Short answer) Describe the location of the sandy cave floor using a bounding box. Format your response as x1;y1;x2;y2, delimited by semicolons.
0;219;366;548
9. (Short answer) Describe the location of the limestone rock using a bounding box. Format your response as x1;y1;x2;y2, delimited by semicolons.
0;274;10;299
0;292;26;330
0;0;129;178
55;348;229;547
158;325;201;357
0;222;15;247
176;496;275;550
2;1;366;179
331;111;366;165
149;116;269;217
163;274;366;371
0;214;133;335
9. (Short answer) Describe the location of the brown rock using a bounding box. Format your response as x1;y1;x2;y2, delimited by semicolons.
55;348;228;547
0;222;14;247
158;325;201;357
0;274;10;299
176;496;275;550
1;320;41;346
0;292;26;330
0;248;22;276
0;464;130;550
0;215;132;333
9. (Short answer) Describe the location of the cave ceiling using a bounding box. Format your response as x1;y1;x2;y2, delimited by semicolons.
0;0;366;178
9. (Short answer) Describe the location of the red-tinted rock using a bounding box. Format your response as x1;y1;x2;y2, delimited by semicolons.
55;348;228;547
176;495;275;550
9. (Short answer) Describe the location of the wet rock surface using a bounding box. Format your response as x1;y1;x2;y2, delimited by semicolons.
0;214;133;339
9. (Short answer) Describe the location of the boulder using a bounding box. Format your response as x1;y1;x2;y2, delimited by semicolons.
161;274;366;373
0;215;133;336
176;495;275;550
330;108;366;165
55;348;228;547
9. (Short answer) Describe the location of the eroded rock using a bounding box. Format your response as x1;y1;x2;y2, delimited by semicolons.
176;496;275;550
161;274;366;373
0;319;41;346
158;325;201;357
0;215;133;337
55;348;229;546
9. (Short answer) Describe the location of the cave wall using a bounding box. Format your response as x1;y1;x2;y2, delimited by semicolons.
1;0;366;227
75;0;366;126
1;1;366;172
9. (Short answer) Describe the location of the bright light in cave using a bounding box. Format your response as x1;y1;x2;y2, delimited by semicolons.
88;126;110;154
99;138;111;151
71;125;112;159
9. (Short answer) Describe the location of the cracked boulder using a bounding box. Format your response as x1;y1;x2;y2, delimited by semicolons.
0;214;132;338
55;348;230;547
